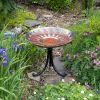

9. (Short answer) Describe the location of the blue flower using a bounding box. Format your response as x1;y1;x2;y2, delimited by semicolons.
17;45;23;51
4;31;16;38
11;42;17;50
0;48;6;54
0;48;8;66
2;53;8;61
2;60;8;66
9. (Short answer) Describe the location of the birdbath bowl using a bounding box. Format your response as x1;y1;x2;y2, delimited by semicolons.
26;27;72;77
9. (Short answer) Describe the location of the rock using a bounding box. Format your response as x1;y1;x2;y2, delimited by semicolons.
64;76;75;83
10;24;22;34
53;56;68;76
27;72;40;82
24;19;42;27
43;74;60;84
95;0;100;6
43;14;53;18
4;31;16;38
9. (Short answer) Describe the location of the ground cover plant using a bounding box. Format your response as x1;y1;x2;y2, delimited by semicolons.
28;82;100;100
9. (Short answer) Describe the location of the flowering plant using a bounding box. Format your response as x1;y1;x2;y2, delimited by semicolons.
28;82;100;100
64;46;100;90
63;11;100;90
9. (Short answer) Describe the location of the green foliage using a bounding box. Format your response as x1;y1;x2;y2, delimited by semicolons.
81;0;95;10
0;27;28;99
46;0;71;11
7;8;34;26
28;82;100;100
28;0;45;5
28;0;95;11
63;10;100;90
0;0;15;29
0;25;45;99
64;48;100;89
28;0;72;11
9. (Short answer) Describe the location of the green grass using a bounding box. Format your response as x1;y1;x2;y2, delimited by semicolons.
7;8;35;26
68;10;100;34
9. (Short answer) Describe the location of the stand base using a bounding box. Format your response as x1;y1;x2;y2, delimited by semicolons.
32;48;67;77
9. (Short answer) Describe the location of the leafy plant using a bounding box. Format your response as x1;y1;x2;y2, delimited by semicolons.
28;82;100;100
7;8;34;26
63;10;100;90
0;24;45;99
46;0;71;11
0;0;15;29
28;0;72;11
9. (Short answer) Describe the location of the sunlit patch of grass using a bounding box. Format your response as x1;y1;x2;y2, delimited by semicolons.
7;8;35;26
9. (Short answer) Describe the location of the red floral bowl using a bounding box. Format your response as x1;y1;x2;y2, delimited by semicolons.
26;27;72;48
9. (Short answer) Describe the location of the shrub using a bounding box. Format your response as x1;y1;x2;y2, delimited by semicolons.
28;0;95;11
46;0;71;11
28;0;72;11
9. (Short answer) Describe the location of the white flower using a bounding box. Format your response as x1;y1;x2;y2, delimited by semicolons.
83;97;87;100
78;82;80;84
89;93;93;97
58;98;60;100
61;97;65;100
80;90;84;94
34;91;36;94
62;79;65;82
40;93;42;95
46;97;49;99
72;79;75;82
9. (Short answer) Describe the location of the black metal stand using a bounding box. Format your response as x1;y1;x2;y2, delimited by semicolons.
32;48;67;77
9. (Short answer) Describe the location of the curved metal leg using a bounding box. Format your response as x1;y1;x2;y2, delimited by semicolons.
32;48;67;77
32;49;49;77
48;48;67;77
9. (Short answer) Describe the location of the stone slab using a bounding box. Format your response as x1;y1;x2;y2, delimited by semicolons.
24;19;42;27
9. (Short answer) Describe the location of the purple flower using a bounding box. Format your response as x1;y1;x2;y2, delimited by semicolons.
96;61;100;65
83;32;90;36
84;82;91;89
96;46;100;51
4;31;16;38
0;50;8;66
2;60;8;66
2;53;8;60
17;45;23;51
11;42;17;50
90;52;96;59
93;59;100;65
0;48;6;54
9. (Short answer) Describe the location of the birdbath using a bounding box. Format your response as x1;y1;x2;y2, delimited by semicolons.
26;27;72;77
